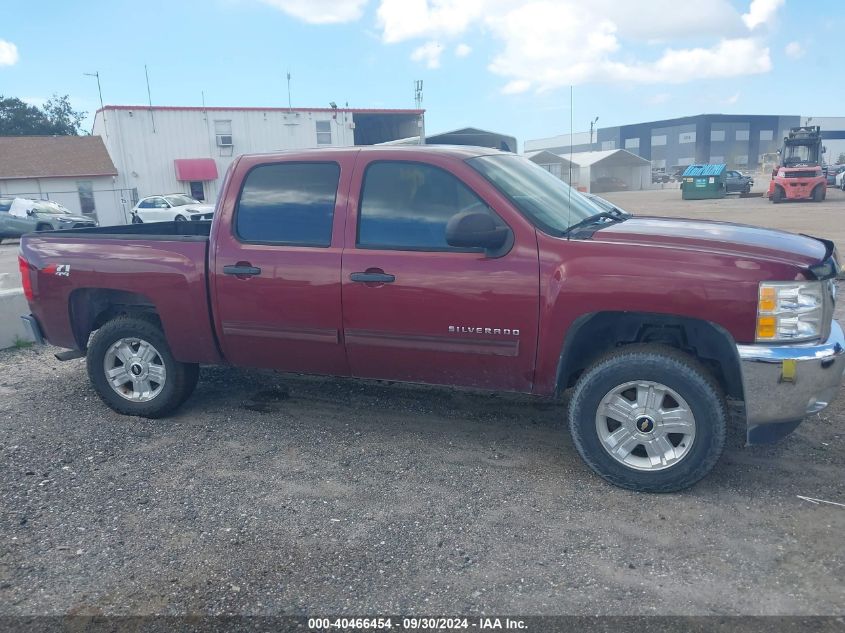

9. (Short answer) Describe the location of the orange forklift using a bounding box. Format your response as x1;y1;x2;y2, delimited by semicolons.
768;126;827;203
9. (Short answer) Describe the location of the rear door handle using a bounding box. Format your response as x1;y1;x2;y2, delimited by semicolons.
223;265;261;276
350;271;395;283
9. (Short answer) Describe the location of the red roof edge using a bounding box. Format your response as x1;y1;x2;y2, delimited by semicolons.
97;105;424;115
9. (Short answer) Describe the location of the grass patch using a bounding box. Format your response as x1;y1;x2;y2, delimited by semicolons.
12;337;33;349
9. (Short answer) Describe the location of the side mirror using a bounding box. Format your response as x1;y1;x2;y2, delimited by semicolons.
26;209;34;216
446;211;510;253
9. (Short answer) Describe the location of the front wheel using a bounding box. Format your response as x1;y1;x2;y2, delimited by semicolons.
812;185;825;202
87;316;199;418
175;215;187;222
771;186;784;204
131;214;143;224
568;345;727;492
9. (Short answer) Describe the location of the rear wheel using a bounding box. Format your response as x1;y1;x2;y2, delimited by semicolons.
568;345;727;492
35;223;52;231
87;316;199;418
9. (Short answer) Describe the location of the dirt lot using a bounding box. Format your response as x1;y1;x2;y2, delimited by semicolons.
1;192;844;618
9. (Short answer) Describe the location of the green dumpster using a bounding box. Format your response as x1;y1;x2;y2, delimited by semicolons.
680;164;727;200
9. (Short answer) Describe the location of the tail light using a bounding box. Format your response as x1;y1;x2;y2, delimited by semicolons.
19;256;34;302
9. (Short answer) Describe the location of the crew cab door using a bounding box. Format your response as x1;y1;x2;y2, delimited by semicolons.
211;154;354;375
341;154;540;392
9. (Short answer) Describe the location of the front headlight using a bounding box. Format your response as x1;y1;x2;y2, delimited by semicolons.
756;281;826;342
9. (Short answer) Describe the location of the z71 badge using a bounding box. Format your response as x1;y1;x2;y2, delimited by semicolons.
54;264;70;277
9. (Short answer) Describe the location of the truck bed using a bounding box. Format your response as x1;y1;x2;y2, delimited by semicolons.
20;221;222;364
33;220;212;240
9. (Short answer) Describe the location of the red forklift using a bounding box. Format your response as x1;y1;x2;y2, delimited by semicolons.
768;126;826;203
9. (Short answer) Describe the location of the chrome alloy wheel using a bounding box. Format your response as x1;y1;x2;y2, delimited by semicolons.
595;380;696;471
103;337;167;402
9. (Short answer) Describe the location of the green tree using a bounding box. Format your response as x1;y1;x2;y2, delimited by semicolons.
0;94;86;135
837;152;845;165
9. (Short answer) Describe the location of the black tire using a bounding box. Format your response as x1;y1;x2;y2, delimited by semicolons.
812;185;825;202
568;344;727;493
131;214;143;224
772;186;784;204
87;316;199;418
175;215;187;222
35;223;52;231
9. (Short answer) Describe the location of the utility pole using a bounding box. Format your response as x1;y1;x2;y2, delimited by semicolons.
83;71;107;137
145;64;156;133
414;80;425;144
286;71;292;111
590;116;599;150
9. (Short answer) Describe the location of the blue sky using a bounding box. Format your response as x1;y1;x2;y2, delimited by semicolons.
1;0;842;147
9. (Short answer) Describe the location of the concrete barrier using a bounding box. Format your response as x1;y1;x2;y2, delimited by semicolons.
0;289;34;349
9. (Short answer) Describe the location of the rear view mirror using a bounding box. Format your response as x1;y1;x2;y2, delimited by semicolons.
446;211;511;253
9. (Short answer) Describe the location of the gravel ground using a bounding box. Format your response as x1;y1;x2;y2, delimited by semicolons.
0;290;843;617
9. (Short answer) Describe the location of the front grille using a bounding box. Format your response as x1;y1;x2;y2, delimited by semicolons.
190;213;213;221
784;170;818;178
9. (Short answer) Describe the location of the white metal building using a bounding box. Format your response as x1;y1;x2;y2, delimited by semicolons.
91;105;423;220
527;148;651;192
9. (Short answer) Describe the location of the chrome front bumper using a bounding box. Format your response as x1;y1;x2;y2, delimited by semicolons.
737;321;845;443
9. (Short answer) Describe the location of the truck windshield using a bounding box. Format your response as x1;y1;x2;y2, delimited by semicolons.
783;144;818;166
165;195;200;207
467;154;611;235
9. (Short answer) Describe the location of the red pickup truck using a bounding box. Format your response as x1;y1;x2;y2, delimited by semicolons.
19;146;845;492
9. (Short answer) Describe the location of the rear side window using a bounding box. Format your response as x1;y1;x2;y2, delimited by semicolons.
236;162;340;246
358;161;494;250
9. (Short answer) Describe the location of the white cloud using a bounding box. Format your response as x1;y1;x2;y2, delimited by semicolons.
410;41;443;69
647;92;671;105
377;0;485;43
723;92;741;105
455;43;472;57
785;41;805;59
501;79;531;95
259;0;368;24
0;39;18;66
742;0;784;30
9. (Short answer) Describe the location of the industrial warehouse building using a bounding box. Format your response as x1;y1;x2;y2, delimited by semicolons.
526;115;845;173
91;104;424;221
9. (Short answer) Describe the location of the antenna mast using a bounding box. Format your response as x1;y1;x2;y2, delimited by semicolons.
287;71;292;111
414;80;425;144
145;64;156;133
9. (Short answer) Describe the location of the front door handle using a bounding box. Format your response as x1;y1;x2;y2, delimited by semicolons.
350;271;395;283
223;264;261;277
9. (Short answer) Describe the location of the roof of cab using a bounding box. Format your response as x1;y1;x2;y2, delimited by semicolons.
237;144;508;161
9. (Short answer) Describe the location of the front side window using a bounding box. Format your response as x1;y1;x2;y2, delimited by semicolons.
236;162;340;246
651;134;667;146
357;161;497;250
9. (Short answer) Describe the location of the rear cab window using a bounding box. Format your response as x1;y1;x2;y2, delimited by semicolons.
235;162;341;246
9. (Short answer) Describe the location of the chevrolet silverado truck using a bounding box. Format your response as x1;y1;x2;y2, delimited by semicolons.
18;146;845;492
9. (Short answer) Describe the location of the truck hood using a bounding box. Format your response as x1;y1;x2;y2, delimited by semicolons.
593;216;827;268
34;213;93;223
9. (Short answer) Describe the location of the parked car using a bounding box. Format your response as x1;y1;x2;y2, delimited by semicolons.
826;164;845;187
0;197;97;243
724;170;754;194
19;146;845;493
131;193;214;224
590;176;629;193
837;167;845;191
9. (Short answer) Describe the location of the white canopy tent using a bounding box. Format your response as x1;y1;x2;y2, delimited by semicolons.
527;148;651;192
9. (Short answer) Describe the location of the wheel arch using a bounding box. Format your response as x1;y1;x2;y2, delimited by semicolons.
555;311;744;400
69;287;162;350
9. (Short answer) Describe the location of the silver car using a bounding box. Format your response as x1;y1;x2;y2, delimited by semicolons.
0;198;98;243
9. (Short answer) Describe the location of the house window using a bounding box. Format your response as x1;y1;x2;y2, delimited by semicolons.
316;120;332;145
77;180;95;214
677;157;694;166
215;120;233;156
711;129;725;142
652;159;667;168
189;181;205;201
651;134;667;146
624;137;639;149
601;140;615;150
760;130;774;141
710;155;725;164
735;155;749;165
736;130;750;141
679;132;696;144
